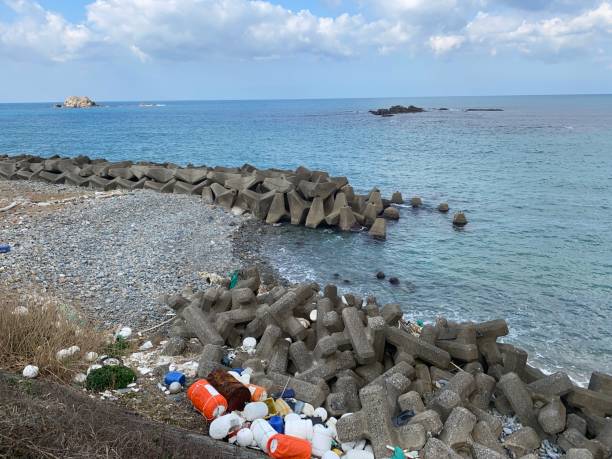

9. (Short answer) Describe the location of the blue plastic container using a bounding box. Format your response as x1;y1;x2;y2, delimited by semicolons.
164;371;186;387
0;244;10;254
268;415;284;434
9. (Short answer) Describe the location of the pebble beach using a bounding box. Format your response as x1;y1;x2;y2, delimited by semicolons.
0;180;248;328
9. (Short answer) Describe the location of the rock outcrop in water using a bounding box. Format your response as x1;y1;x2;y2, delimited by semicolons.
369;105;425;116
61;96;97;108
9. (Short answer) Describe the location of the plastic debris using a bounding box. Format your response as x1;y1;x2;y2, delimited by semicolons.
164;371;186;387
187;379;228;420
116;327;132;339
0;243;10;254
139;340;153;351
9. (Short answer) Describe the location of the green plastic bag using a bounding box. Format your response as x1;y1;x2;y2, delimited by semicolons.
229;271;239;289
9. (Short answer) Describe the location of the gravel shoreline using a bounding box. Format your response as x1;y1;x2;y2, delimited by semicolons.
0;180;258;328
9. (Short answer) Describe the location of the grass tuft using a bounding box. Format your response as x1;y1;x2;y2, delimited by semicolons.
0;291;109;382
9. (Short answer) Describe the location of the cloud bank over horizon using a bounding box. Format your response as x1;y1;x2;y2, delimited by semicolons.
1;0;611;63
0;0;611;100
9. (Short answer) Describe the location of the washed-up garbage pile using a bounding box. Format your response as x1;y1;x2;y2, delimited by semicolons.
0;153;468;238
162;267;612;459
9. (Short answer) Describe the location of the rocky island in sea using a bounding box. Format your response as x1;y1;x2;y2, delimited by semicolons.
56;96;98;108
369;105;425;116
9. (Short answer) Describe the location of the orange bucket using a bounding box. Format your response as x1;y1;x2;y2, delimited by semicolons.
187;379;228;420
267;433;312;459
247;383;267;401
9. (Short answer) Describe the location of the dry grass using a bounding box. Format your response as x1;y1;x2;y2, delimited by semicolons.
0;370;264;459
0;292;109;382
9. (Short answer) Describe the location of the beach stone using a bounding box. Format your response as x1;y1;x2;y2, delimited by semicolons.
589;372;612;396
538;396;566;434
382;206;399;220
407;410;443;435
498;372;542;435
265;192;289;224
565;449;594;459
388;276;399;285
398;391;425;413
504;427;541;458
471;443;505;459
567;414;588;436
438;407;477;453
161;336;187;356
421;438;462;459
410;196;422;208
438;202;449;212
528;371;573;397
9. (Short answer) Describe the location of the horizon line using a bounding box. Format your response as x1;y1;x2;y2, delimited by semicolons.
1;92;611;105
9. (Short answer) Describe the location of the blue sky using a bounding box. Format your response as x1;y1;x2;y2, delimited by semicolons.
1;0;611;102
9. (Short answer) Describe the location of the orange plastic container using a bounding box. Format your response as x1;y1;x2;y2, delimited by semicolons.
187;379;228;420
247;383;267;402
267;433;312;459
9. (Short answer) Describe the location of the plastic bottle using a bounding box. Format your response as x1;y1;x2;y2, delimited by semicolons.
311;424;333;457
164;371;186;386
251;419;277;453
246;383;267;401
243;401;268;421
284;416;314;441
209;412;242;440
186;379;228;420
267;433;312;459
236;428;254;447
268;415;284;433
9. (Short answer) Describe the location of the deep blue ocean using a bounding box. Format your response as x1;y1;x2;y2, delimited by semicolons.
1;96;611;383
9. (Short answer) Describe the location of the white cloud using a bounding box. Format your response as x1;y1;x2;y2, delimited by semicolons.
428;34;465;55
84;0;409;60
465;3;612;57
0;0;611;64
0;0;92;62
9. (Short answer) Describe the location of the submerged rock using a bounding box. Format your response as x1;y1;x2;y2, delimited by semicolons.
369;105;425;116
453;212;468;227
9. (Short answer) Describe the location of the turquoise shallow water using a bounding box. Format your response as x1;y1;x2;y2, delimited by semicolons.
1;96;611;382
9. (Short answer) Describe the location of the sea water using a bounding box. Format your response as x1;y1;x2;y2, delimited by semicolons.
1;95;611;382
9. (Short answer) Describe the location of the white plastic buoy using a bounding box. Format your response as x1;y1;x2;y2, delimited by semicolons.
309;309;318;322
22;365;39;379
116;327;132;339
236;428;254;447
73;373;87;384
84;351;98;362
168;382;182;394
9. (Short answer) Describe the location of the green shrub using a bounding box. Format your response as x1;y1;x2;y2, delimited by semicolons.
86;365;136;391
104;336;130;357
